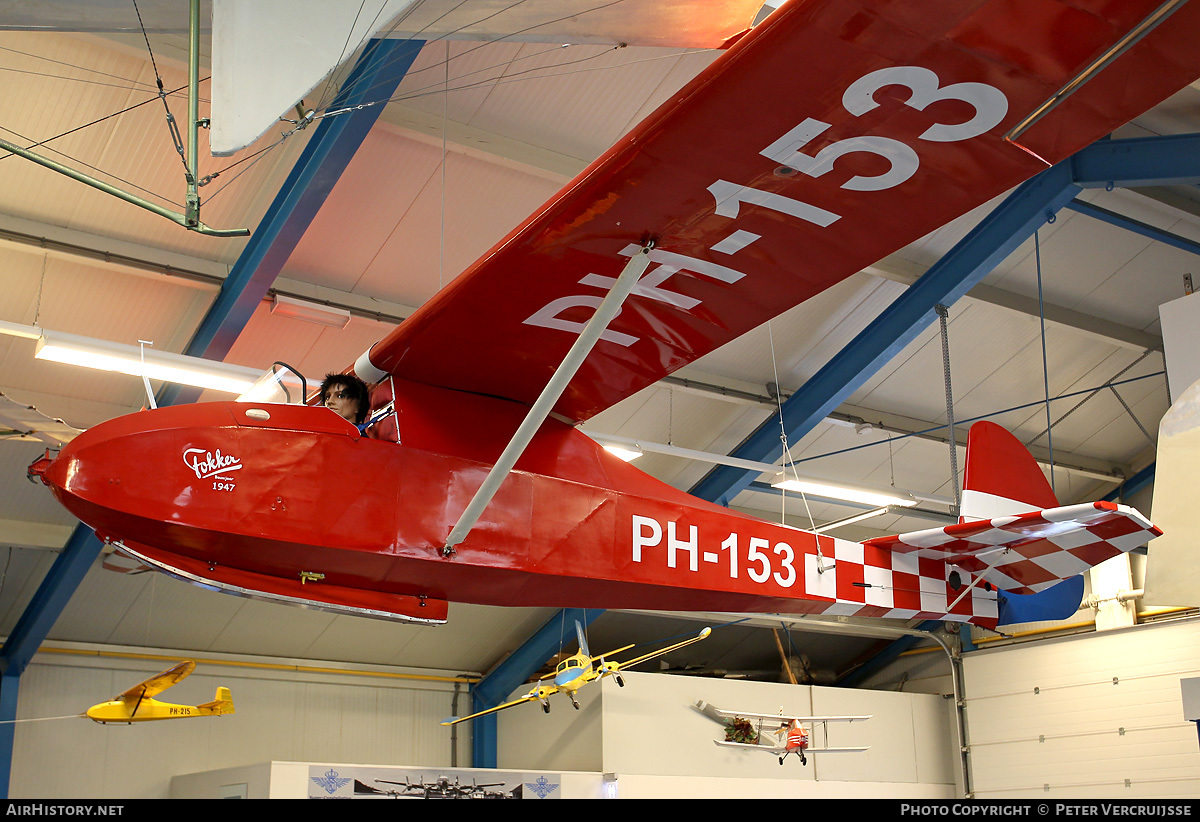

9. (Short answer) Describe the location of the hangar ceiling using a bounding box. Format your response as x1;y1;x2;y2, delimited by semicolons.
0;1;1195;686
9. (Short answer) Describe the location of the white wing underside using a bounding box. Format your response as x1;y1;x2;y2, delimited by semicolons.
714;741;869;754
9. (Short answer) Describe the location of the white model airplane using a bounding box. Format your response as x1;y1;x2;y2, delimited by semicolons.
696;700;870;766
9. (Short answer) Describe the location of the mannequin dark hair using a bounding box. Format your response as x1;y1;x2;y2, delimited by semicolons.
320;373;370;424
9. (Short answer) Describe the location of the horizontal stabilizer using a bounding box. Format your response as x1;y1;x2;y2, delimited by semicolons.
865;502;1160;595
714;741;869;754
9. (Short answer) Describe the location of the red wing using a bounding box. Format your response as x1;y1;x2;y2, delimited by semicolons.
863;502;1161;595
363;0;1200;422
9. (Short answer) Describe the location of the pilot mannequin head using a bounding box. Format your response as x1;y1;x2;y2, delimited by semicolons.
319;373;370;424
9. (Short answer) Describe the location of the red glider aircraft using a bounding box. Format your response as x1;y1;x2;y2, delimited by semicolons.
31;0;1184;629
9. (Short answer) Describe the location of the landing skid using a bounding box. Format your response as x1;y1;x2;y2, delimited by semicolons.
110;538;447;624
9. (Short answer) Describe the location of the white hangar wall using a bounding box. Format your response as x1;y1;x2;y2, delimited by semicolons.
11;621;1199;799
8;644;470;799
962;617;1200;799
497;669;959;798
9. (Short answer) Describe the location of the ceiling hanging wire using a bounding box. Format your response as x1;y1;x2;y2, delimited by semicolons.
1108;383;1157;446
313;0;507;111
439;38;449;292
0;0;246;235
1025;349;1154;447
33;252;48;329
313;0;378;115
1033;230;1057;495
934;304;961;511
0;44;197;96
310;0;641;118
791;370;1162;473
131;0;193;185
667;386;674;447
887;433;898;489
0;123;179;207
0;82;191;174
766;320;817;535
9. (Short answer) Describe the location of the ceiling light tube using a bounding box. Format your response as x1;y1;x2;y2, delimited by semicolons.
772;478;917;508
270;294;351;328
35;330;259;395
812;507;890;534
602;443;644;462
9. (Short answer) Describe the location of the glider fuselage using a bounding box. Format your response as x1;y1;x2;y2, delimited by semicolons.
37;378;949;625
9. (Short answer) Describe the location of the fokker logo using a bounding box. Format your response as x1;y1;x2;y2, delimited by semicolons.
183;447;243;480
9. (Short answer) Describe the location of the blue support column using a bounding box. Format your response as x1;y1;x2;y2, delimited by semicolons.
159;37;424;407
0;527;103;798
0;38;427;798
0;675;18;799
470;609;600;768
837;621;943;687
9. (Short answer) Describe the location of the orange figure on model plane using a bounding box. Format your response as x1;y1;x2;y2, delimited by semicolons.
698;701;869;766
29;0;1184;633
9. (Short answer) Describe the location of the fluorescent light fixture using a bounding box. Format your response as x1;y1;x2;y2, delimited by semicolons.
812;507;890;534
602;443;643;462
34;329;259;394
772;478;917;508
270;294;351;328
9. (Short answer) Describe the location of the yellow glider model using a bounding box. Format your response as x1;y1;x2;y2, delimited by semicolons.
442;623;711;725
85;661;234;724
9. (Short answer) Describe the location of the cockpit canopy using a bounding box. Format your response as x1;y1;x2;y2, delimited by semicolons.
236;362;307;405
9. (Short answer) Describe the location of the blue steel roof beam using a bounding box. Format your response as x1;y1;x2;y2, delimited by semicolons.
1065;199;1200;258
470;608;601;768
690;160;1081;505
159;37;424;407
1103;462;1155;502
0;528;102;677
689;133;1200;507
1071;133;1200;189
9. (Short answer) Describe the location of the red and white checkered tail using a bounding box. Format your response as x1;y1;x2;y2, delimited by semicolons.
856;423;1161;627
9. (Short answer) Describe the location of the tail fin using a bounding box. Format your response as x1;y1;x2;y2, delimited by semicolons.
960;421;1081;626
862;422;1160;628
199;687;235;716
960;421;1058;521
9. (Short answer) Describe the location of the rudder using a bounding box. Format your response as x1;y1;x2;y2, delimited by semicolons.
961;421;1058;521
200;687;235;716
961;421;1081;626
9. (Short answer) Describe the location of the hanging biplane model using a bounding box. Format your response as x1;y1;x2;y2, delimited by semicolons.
84;661;234;724
441;622;712;724
696;700;870;766
29;0;1184;631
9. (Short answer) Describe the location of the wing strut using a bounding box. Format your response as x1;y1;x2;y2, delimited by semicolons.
441;241;655;556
